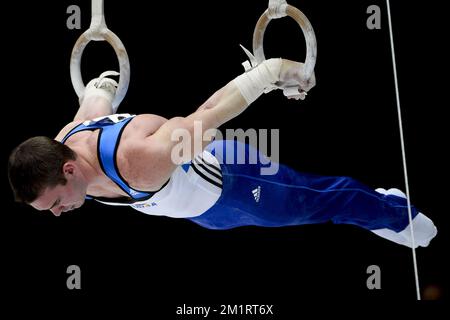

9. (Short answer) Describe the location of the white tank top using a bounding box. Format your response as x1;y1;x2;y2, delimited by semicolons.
61;114;223;218
97;151;223;218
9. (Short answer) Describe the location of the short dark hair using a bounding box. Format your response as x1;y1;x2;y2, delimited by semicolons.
8;136;77;203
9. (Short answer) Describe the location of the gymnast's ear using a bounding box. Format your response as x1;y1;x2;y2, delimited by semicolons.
62;161;76;176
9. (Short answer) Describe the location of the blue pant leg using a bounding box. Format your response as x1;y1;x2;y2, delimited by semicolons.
189;140;418;232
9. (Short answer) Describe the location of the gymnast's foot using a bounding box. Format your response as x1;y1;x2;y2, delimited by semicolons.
371;188;438;248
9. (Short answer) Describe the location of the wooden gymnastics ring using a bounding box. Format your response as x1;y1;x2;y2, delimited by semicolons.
70;0;130;111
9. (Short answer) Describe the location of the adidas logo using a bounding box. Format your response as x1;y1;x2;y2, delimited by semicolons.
252;186;261;202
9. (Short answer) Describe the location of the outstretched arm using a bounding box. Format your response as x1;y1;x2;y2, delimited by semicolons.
73;72;119;121
150;59;315;157
128;59;315;189
73;95;114;122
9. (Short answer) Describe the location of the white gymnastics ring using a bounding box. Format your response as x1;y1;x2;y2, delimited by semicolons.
70;0;130;111
252;4;317;81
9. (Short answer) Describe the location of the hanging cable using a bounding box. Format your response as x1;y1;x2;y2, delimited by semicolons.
385;0;421;300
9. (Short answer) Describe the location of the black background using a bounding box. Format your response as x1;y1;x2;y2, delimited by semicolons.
1;0;448;316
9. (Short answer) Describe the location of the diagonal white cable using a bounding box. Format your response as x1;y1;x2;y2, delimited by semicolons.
385;0;421;300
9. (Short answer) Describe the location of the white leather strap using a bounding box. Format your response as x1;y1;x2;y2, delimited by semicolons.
239;1;317;100
267;0;288;19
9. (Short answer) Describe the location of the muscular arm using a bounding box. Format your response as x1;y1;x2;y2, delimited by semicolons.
123;81;245;190
127;59;315;190
152;80;246;149
73;72;119;121
149;58;313;160
73;95;114;122
53;92;115;141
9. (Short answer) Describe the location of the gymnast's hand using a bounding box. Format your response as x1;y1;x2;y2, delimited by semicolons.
279;59;316;100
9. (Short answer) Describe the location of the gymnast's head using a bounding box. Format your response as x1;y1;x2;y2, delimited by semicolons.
8;136;88;216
